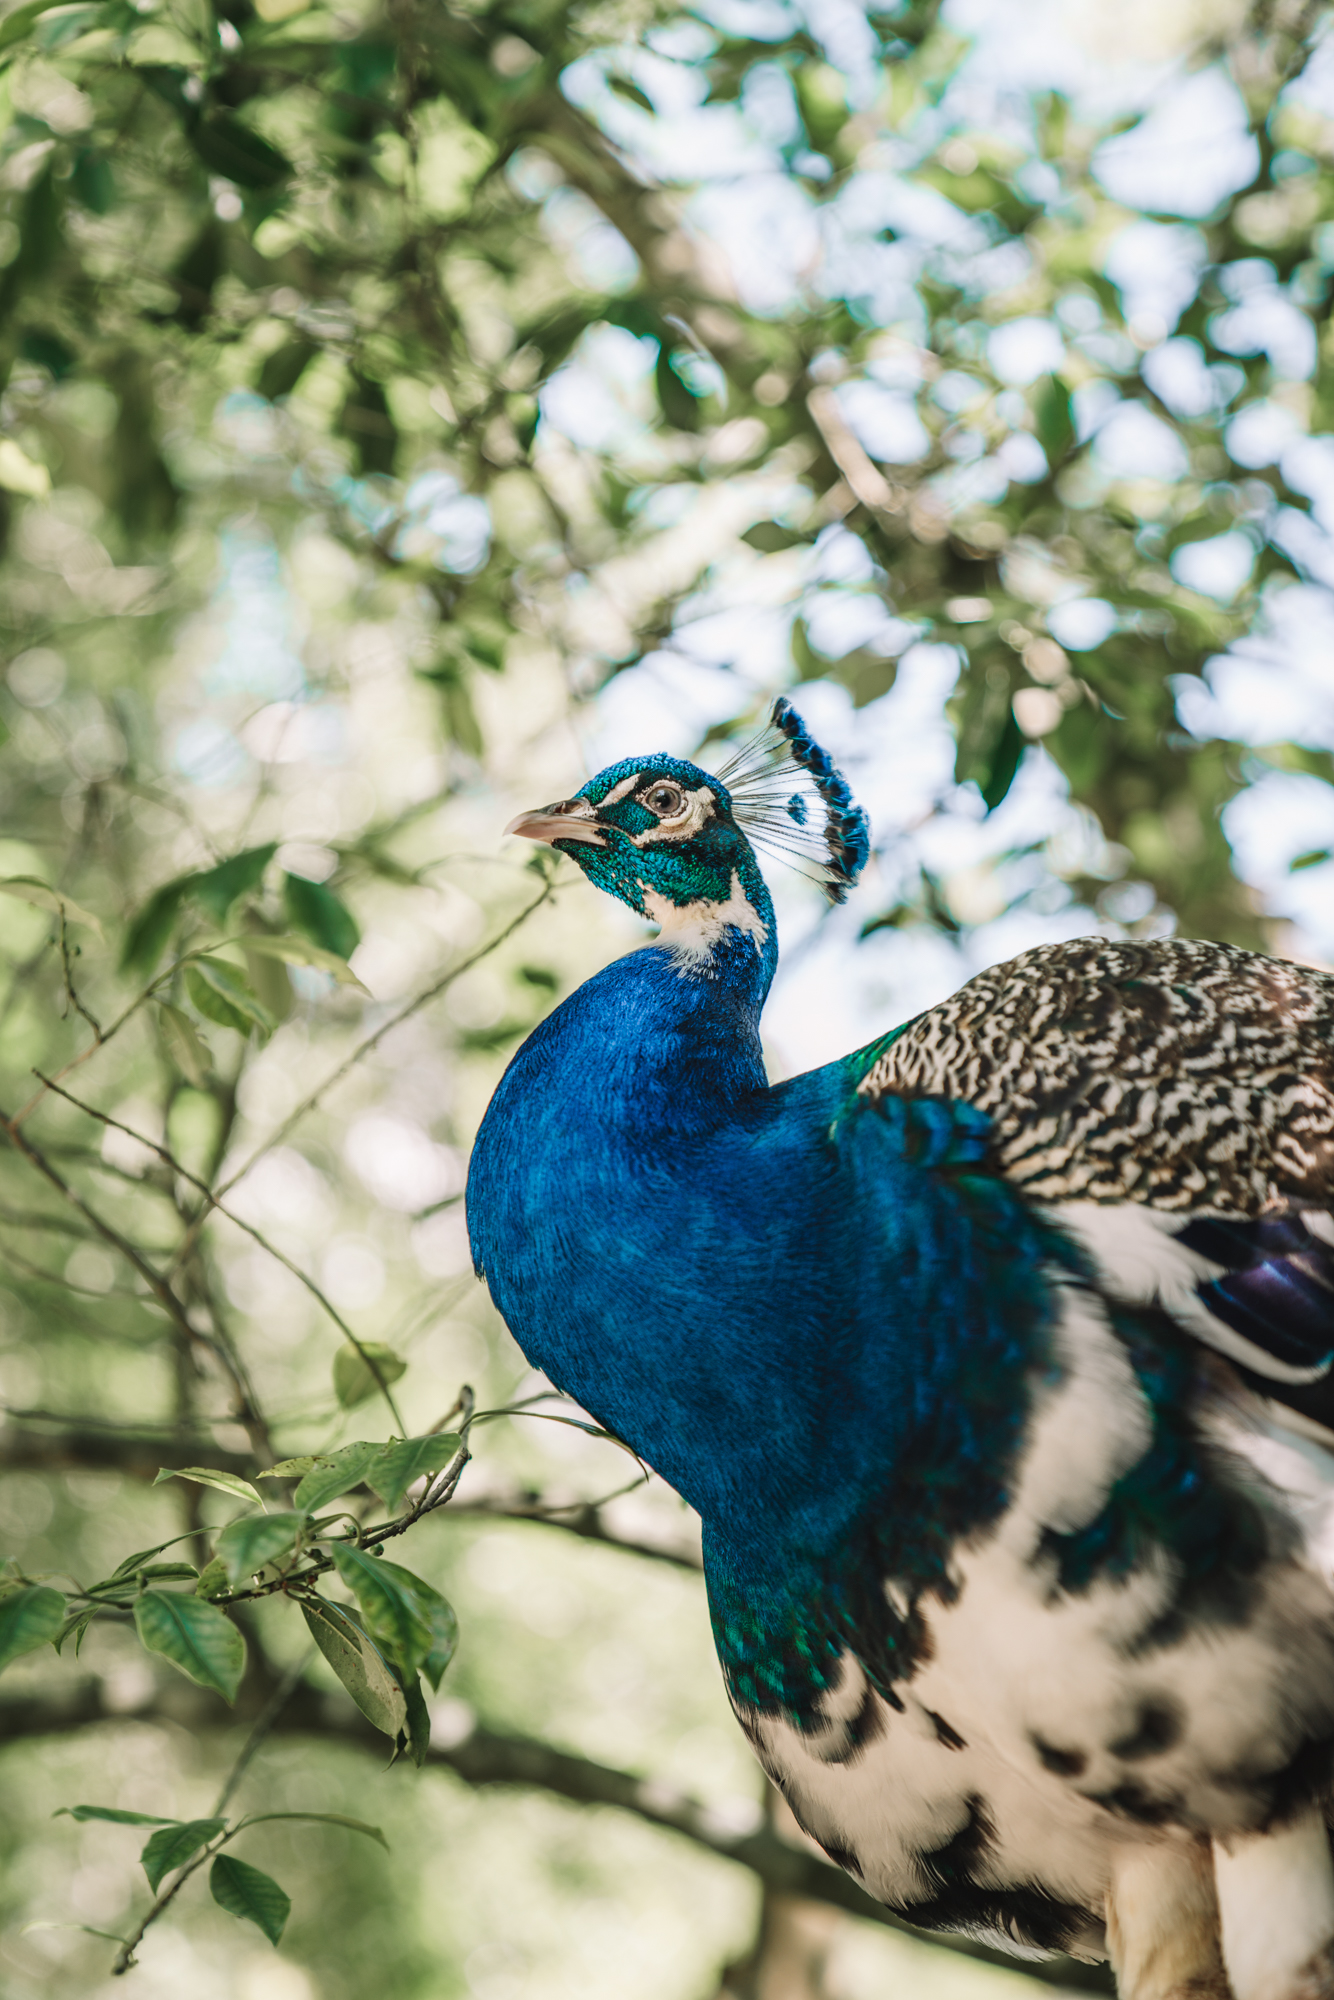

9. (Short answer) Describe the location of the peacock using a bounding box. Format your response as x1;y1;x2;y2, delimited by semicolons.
465;699;1334;2000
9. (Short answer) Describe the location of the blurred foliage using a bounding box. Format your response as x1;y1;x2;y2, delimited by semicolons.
0;0;1332;1992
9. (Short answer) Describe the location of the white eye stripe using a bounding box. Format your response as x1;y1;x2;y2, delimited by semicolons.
599;772;643;807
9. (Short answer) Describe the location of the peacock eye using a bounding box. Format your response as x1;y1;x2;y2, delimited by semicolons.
644;782;686;817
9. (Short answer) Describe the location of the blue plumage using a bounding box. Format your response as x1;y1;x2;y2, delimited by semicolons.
468;923;1067;1715
472;712;1334;1991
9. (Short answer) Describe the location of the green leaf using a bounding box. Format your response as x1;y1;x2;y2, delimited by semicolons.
0;1584;65;1674
1032;375;1073;466
214;1511;304;1587
237;1811;388;1850
0;0;69;58
1291;848;1331;871
54;1605;99;1655
189;843;277;925
419;1586;459;1693
133;1592;245;1702
37;0;101;45
153;1466;264;1505
257;335;318;401
338;370;397;478
655;346;700;431
54;1805;178;1826
194;1557;229;1600
330;1548;454;1686
240;932;367;989
190;111;293;191
329;1545;432;1677
300;1599;407;1738
292;1441;383;1512
398;1670;432;1769
185;957;276;1037
366;1433;462;1514
0;876;103;937
209;1855;291;1945
256;1455;317;1480
607;74;654;112
333;1342;406;1410
980;708;1026;812
741;521;806;553
122;879;188;975
157;1001;211;1085
141;1818;226;1892
108;1531;204;1580
373;1560;457;1690
441;673;483;757
282;873;360;959
70;144;115;215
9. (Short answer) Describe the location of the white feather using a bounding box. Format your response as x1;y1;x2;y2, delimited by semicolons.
1214;1807;1334;2000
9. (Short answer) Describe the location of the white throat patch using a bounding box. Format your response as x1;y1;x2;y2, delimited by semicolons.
641;868;769;968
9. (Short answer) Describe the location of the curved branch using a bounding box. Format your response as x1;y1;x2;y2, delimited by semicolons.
0;1420;701;1568
0;1674;1112;1993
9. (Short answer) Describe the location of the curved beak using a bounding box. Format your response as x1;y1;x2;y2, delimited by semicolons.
504;801;606;848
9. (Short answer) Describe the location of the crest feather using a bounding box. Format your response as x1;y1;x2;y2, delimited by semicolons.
716;697;871;904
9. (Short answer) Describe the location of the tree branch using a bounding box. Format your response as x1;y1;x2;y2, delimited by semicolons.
0;1421;254;1481
445;1493;702;1571
33;1072;408;1435
0;1117;272;1461
213;881;555;1202
0;1418;702;1571
0;1674;1112;1993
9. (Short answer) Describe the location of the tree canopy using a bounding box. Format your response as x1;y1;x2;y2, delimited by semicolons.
1;0;1333;1995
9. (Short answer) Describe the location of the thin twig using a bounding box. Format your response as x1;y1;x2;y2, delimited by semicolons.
8;981;155;1132
57;910;102;1039
9;934;243;1132
0;1114;271;1456
0;1241;144;1300
110;1827;230;1975
33;1074;407;1435
214;882;554;1202
212;1648;314;1819
0;1203;89;1235
108;1651;315;1973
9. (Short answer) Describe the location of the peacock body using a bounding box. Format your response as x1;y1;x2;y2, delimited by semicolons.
465;705;1334;2000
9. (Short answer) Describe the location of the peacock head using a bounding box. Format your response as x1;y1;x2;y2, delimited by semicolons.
504;699;871;967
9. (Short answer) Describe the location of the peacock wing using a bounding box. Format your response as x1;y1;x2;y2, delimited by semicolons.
853;935;1334;1409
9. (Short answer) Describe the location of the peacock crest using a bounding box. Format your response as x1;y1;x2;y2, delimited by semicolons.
716;697;871;905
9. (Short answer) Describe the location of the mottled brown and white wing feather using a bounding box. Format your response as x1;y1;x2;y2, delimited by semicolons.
858;936;1334;1215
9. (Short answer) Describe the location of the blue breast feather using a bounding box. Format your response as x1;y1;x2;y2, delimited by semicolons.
466;936;1084;1712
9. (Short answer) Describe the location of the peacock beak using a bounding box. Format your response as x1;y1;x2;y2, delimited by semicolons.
504;800;607;847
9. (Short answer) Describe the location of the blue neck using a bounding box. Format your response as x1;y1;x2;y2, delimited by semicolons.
467;917;845;1526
